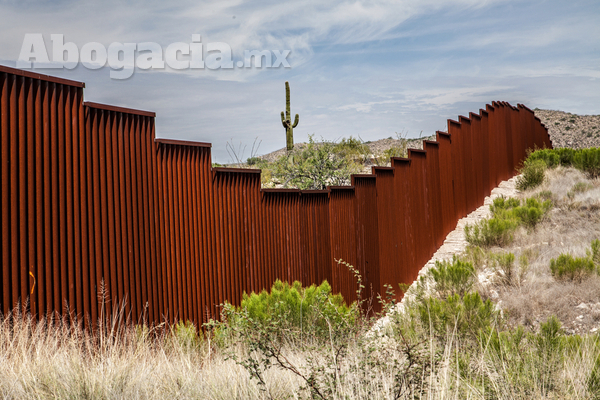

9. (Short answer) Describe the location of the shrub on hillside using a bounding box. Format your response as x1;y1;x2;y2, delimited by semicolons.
465;216;519;247
218;279;356;343
272;135;363;189
550;254;596;282
526;147;600;178
516;159;547;191
573;148;600;178
427;256;475;299
466;195;551;248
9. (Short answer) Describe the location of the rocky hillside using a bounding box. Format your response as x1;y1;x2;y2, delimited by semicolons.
535;109;600;149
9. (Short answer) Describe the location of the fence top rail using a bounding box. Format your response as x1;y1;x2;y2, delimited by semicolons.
156;138;212;148
423;140;439;146
261;188;302;194
85;101;156;117
469;112;482;120
408;148;427;156
0;64;85;88
213;167;261;174
328;185;355;191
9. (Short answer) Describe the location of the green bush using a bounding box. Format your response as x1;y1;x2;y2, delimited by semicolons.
466;196;551;248
417;292;497;342
526;147;600;178
516;159;547;191
272;135;363;189
493;252;516;285
573;148;600;178
221;279;356;343
427;256;475;299
534;315;564;396
591;239;600;266
465;216;519;247
246;156;261;166
550;254;596;282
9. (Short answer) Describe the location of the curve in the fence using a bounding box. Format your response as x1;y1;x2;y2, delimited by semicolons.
0;65;553;328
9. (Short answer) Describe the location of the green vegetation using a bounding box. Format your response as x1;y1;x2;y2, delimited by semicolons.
527;147;600;178
464;195;551;247
550;239;600;282
268;135;366;189
516;158;546;190
219;279;356;343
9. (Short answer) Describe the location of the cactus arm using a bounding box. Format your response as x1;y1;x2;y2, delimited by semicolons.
292;114;299;128
281;111;289;128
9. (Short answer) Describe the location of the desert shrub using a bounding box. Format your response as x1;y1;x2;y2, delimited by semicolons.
527;147;600;177
492;252;516;286
516;159;547;191
221;279;356;343
334;136;370;162
534;315;564;396
512;197;552;228
466;196;551;247
416;292;497;343
465;216;519;247
591;239;600;266
573;147;600;178
245;156;261;166
272;135;363;189
427;256;475;299
550;254;596;282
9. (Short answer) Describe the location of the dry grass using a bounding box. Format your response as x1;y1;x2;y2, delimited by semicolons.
477;166;600;334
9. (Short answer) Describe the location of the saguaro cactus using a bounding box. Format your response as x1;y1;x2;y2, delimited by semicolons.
280;81;299;151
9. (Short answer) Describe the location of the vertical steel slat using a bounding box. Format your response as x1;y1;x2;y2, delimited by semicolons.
155;143;169;320
186;148;201;325
129;116;142;320
195;149;210;321
119;114;133;317
147;124;162;321
205;150;219;319
134;117;149;320
10;75;20;309
109;112;124;311
180;147;193;321
140;117;157;322
33;80;43;316
102;111;118;312
81;103;92;326
90;107;104;320
49;83;61;313
165;145;177;322
72;87;83;319
18;76;28;307
172;147;184;320
84;107;98;325
64;85;75;313
57;84;68;314
0;72;7;314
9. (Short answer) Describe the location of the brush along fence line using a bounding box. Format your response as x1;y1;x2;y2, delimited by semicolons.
0;65;552;329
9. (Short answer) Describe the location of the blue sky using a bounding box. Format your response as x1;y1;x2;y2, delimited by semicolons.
1;0;599;162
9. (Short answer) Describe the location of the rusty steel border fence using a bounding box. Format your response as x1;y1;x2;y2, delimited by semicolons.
0;65;552;328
